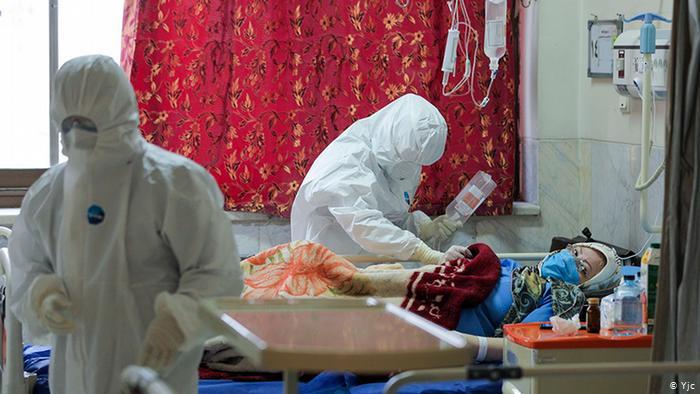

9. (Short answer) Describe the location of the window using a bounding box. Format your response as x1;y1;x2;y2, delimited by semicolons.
0;0;123;206
0;2;50;169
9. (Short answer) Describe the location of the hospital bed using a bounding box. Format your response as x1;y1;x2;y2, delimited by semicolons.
0;225;546;394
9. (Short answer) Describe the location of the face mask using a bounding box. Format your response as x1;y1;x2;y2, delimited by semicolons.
539;249;580;284
60;131;73;156
61;127;98;158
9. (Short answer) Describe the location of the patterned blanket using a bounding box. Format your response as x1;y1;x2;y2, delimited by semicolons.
241;241;500;329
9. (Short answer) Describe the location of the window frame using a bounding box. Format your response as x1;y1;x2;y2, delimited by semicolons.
0;169;47;208
0;0;58;207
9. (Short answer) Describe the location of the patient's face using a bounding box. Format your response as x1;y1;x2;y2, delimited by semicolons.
571;246;606;283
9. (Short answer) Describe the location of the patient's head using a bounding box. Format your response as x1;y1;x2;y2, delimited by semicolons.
573;242;622;293
539;242;622;293
569;245;606;283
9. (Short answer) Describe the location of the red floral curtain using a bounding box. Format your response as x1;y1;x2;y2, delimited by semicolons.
121;0;517;217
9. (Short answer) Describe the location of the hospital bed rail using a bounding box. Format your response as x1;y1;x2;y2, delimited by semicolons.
0;226;27;394
382;361;700;394
121;366;174;394
343;252;549;264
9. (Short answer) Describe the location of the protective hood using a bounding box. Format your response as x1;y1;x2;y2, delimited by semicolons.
52;55;144;161
290;94;446;259
355;94;448;169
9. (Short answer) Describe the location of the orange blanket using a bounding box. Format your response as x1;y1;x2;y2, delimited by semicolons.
241;241;500;329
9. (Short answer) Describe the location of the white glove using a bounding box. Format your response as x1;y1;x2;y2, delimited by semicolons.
37;293;75;334
418;215;462;243
30;275;74;334
410;242;445;265
442;245;473;263
139;310;185;373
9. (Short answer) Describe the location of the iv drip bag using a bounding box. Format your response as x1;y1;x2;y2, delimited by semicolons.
484;0;507;71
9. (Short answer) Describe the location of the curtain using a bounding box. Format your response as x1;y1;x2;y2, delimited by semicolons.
649;1;700;393
121;0;518;217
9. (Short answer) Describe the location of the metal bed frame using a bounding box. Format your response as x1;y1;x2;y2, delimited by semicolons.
382;361;700;394
0;226;27;394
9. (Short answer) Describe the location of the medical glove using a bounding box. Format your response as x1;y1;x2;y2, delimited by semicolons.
139;309;185;373
418;214;462;243
443;245;473;262
411;242;445;265
37;293;74;334
29;274;74;334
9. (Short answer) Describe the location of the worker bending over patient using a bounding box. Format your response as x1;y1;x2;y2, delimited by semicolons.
291;94;465;264
9;55;242;394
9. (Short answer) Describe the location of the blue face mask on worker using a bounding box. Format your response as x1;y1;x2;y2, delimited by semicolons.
385;162;421;206
539;249;581;284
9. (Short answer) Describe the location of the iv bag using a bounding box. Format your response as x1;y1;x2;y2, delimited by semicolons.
445;171;497;223
484;0;507;71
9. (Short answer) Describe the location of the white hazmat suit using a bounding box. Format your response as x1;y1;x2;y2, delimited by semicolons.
9;55;242;394
291;94;464;264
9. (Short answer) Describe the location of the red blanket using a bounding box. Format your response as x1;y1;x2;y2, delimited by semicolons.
401;243;501;329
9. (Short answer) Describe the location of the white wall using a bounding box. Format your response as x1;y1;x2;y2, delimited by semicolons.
536;0;581;141
537;0;671;144
576;0;672;145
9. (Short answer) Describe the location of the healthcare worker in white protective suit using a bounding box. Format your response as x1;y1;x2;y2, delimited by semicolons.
9;55;242;394
291;94;467;264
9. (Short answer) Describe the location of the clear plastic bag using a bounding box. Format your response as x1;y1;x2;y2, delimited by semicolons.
445;171;497;223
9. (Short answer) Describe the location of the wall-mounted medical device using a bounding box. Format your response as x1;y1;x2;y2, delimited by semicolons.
587;19;623;78
613;29;671;99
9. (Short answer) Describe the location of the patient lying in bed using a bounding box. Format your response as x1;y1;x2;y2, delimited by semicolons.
203;241;621;368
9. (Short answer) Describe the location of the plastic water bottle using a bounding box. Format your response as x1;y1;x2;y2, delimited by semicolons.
612;267;644;336
484;0;507;71
445;171;497;224
599;293;615;336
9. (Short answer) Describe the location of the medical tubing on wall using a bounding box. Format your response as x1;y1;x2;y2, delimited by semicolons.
635;82;665;191
638;53;662;233
635;162;665;190
621;209;661;261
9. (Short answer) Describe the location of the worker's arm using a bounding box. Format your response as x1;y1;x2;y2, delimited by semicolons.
8;176;58;341
157;165;242;348
329;203;424;260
